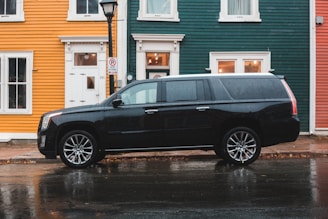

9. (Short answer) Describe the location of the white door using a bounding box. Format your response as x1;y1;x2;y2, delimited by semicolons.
64;42;107;108
66;68;100;107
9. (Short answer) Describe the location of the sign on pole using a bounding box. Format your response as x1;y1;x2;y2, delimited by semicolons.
108;57;117;74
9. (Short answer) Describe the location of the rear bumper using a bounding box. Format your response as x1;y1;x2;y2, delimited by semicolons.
262;116;300;146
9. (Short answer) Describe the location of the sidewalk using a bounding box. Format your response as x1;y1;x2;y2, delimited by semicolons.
0;135;328;164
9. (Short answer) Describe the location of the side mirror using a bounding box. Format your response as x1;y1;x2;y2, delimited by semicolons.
112;99;123;108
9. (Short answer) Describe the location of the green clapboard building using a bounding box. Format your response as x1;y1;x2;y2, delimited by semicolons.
118;0;309;132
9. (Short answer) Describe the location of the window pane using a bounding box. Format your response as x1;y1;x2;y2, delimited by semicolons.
146;52;170;67
0;0;4;14
9;84;16;108
8;58;16;82
228;0;251;15
166;81;197;102
244;60;261;73
6;0;16;14
147;0;170;14
218;61;235;73
74;53;97;66
149;72;167;79
88;0;98;14
221;78;288;100
8;85;26;109
87;76;95;89
77;0;98;14
121;82;157;105
77;0;87;14
0;0;16;15
18;58;26;82
18;85;26;108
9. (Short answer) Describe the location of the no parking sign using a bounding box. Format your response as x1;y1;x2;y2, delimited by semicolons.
108;57;117;74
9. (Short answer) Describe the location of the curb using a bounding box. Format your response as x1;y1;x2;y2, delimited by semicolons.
1;151;327;165
260;152;328;160
1;135;328;165
0;158;60;165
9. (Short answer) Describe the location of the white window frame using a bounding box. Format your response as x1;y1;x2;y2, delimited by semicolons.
0;0;24;22
67;0;106;21
219;0;261;23
137;0;180;22
0;52;33;114
209;52;271;74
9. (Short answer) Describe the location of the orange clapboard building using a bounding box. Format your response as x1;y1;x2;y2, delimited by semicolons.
316;0;328;132
0;0;116;141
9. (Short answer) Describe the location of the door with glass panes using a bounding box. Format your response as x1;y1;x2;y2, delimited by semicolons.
66;52;100;107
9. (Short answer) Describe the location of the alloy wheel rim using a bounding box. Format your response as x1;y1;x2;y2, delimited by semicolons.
226;131;257;163
63;134;94;165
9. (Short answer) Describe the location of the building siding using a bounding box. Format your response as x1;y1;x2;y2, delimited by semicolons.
127;0;310;132
0;0;116;136
316;0;328;129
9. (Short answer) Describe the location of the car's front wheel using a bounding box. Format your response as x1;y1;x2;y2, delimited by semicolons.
59;130;98;168
221;127;261;165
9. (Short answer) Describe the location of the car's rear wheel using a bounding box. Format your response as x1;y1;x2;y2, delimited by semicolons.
221;127;261;165
59;130;98;168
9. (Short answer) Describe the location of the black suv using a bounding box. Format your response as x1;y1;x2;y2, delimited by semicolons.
37;73;300;168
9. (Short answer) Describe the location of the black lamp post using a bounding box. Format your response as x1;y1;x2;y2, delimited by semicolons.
100;0;118;95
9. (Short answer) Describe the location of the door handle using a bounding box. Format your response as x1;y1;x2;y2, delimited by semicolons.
145;109;158;115
196;106;210;112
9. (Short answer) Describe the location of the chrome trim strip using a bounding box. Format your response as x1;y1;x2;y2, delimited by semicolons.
104;145;213;152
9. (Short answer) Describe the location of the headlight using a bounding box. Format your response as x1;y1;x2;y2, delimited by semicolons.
41;112;62;130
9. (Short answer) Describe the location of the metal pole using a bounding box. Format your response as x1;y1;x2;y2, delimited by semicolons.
108;16;114;95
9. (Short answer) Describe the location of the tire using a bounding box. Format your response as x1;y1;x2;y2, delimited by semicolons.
221;127;261;165
59;130;98;168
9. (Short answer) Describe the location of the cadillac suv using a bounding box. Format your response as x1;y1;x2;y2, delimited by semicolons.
37;73;300;168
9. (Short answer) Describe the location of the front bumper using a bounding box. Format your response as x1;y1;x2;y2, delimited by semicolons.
37;121;58;159
37;134;57;159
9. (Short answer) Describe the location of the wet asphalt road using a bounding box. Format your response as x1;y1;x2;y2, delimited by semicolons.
0;158;328;219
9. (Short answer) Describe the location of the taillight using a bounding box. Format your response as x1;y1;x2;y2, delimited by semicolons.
281;80;298;116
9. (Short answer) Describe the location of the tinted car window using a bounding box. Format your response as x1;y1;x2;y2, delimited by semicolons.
121;82;157;105
220;78;288;100
165;80;204;102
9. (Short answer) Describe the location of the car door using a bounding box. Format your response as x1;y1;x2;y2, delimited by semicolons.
103;81;163;149
160;79;215;147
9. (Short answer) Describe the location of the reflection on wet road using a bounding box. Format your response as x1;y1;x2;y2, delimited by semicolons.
0;158;328;218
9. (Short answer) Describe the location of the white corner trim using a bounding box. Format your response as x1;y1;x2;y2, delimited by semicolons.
117;0;128;88
309;0;316;134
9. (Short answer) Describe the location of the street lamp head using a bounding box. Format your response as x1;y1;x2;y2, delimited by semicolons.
100;0;118;18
